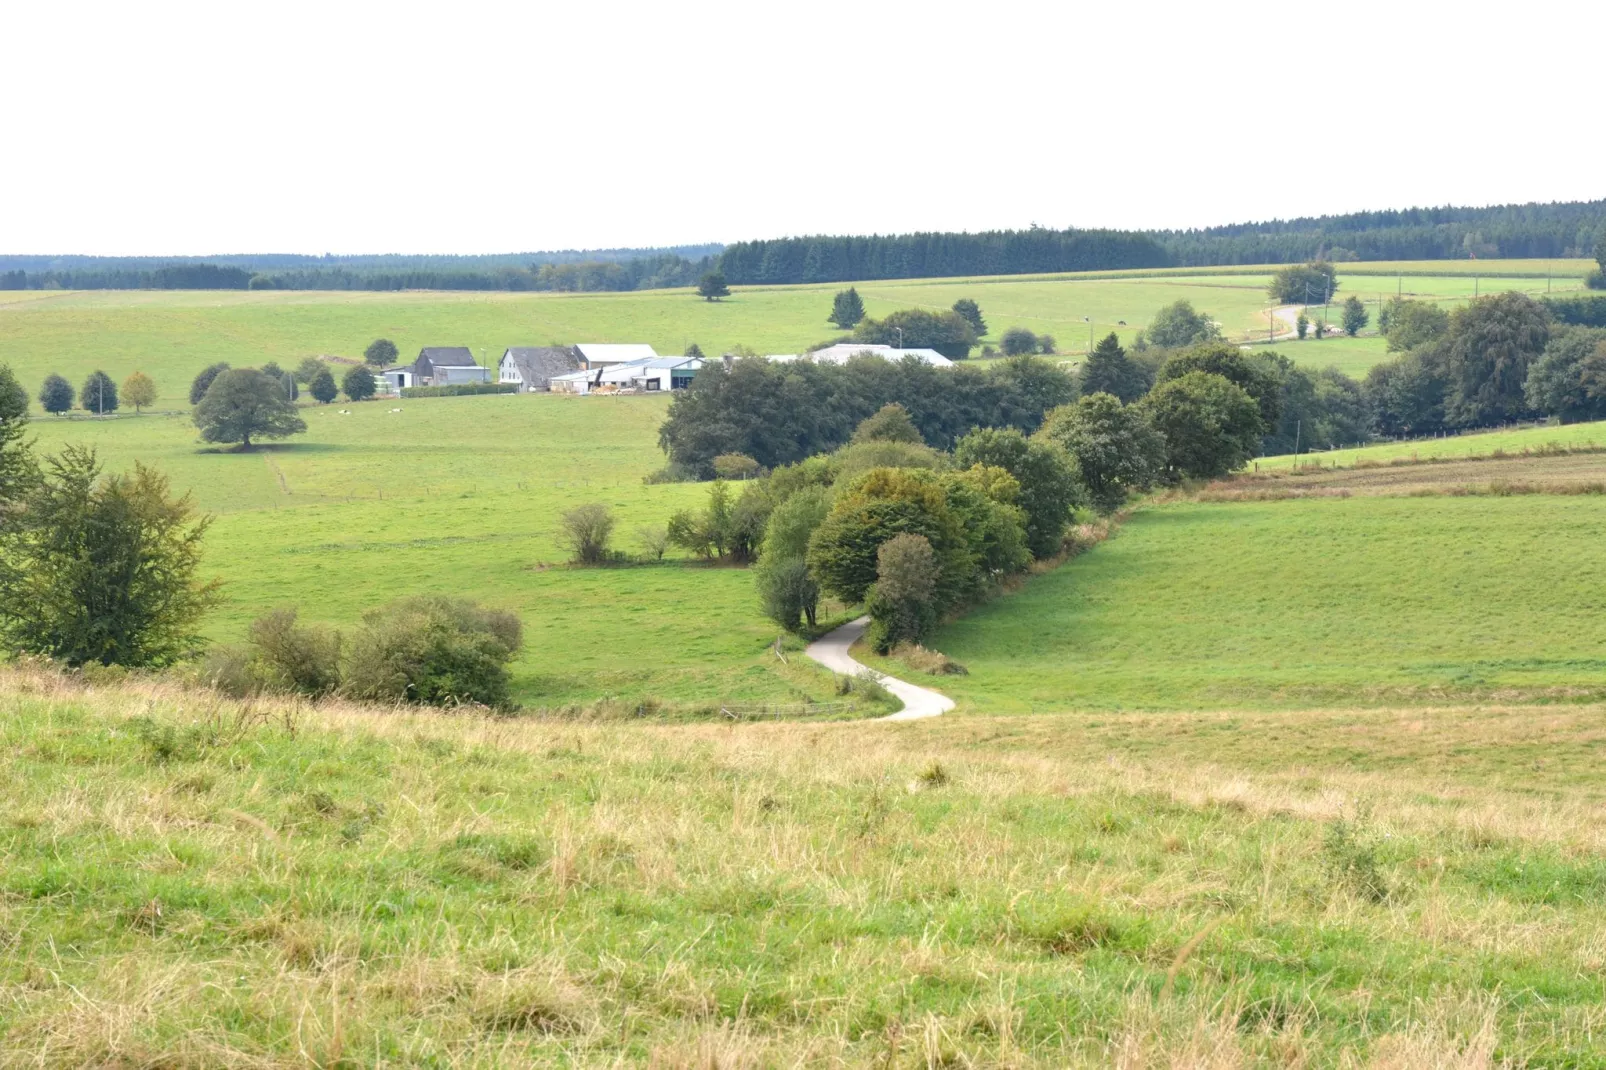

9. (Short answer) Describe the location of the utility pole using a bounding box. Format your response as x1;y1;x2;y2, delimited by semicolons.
894;326;904;351
1085;315;1093;355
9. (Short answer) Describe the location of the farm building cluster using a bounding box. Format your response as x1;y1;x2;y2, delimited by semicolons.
380;343;954;396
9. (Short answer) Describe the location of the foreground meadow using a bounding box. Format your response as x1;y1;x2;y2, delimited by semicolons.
1;261;1591;408
3;666;1605;1066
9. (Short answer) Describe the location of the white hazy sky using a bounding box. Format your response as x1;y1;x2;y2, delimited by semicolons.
5;0;1602;256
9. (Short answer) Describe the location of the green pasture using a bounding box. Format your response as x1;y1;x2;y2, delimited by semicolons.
26;395;833;708
868;495;1606;713
1257;334;1390;377
2;263;1592;412
1256;417;1606;470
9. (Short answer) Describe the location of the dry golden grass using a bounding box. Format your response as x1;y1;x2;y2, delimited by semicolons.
4;664;1603;1065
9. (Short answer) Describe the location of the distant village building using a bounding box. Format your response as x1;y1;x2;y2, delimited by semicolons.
763;344;954;368
382;346;490;390
573;343;658;368
499;346;582;392
550;356;703;395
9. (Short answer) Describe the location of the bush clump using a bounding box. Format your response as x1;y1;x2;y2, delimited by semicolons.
400;383;516;398
343;597;523;708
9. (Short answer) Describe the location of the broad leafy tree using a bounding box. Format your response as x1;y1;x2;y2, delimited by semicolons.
189;362;230;405
1441;291;1550;426
697;272;731;301
951;298;987;336
343;364;377;401
1038;392;1165;513
294;357;327;383
1079;333;1149;402
852;402;922;444
854;308;979;359
1268;261;1339;304
364;338;399;367
1143;300;1222;349
122;371;157;413
192;368;308;449
1000;327;1038;356
1140;372;1263;479
954;426;1082;558
1156;342;1281;429
1523;327;1606;422
829;288;866;329
38;374;74;415
309;369;338;404
0;445;217;667
865;533;939;652
81;370;118;414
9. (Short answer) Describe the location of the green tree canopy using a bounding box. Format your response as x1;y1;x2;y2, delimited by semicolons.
364;339;399;367
294;357;327;384
1441;291;1550;426
829;287;866;329
38;374;74;415
951;298;987;336
0;364;37;510
308;369;338;404
806;468;969;606
1523;326;1606;422
1342;296;1369;337
192;368;308;448
854;308;979;359
697;272;731;301
866;533;939;653
343;365;377;402
1143;300;1223;349
1038;392;1165;514
81;370;118;414
851;402;923;445
1156;342;1280;430
0;445;217;667
1140;371;1263;479
189;362;230;405
1000;327;1039;356
1079;333;1149;402
954;427;1082;557
1268;261;1339;304
1383;299;1450;352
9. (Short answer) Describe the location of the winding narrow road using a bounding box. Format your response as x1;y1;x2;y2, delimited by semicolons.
804;616;955;721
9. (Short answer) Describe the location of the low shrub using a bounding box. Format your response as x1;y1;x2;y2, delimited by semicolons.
643;461;698;485
248;608;342;697
889;642;967;675
400;383;517;398
343;596;523;708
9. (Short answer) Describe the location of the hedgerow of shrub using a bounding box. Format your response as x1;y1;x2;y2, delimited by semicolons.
400;383;517;398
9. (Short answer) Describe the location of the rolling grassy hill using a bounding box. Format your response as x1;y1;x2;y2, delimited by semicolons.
1;260;1591;410
6;666;1606;1066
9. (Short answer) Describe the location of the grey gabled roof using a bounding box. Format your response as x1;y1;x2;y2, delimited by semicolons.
502;346;581;384
417;346;477;367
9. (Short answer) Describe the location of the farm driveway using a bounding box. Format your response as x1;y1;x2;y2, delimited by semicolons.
805;616;955;721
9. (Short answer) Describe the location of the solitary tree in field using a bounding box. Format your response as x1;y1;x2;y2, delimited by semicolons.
1296;312;1310;340
190;362;230;405
829;287;866;329
557;503;615;565
122;371;157;413
951;298;986;337
192;368;307;449
364;339;399;367
1342;296;1369;337
309;369;338;404
697;272;731;301
343;365;377;402
39;374;74;414
1001;327;1039;356
81;370;118;415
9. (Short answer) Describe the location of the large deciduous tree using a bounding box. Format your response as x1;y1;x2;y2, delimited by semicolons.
1342;296;1369;337
38;374;74;415
81;370;118;414
1038;392;1165;514
954;426;1082;558
122;371;157;413
192;368;308;449
364;339;399;367
343;365;377;401
0;364;37;510
1142;300;1223;349
854;308;979;359
190;362;230;405
697;272;731;301
1268;261;1339;305
309;369;338;404
1140;371;1264;479
866;533;939;653
1441;291;1550;426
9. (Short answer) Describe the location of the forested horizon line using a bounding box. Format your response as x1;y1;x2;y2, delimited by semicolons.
3;198;1601;292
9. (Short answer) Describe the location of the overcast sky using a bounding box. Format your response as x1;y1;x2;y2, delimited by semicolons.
6;0;1602;256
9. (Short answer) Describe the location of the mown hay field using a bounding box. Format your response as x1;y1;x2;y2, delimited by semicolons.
4;666;1606;1066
